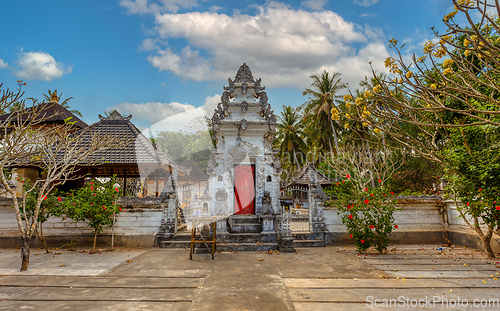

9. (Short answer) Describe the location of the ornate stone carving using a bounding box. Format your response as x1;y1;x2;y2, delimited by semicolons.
233;62;254;83
241;82;248;94
239;119;248;130
99;110;132;121
254;78;265;93
240;101;248;112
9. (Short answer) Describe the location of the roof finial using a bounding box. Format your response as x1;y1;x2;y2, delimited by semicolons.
50;91;59;104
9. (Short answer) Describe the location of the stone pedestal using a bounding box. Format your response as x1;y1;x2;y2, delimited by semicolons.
261;215;275;233
279;237;296;253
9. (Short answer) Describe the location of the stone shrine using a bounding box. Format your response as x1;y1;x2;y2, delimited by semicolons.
207;63;282;249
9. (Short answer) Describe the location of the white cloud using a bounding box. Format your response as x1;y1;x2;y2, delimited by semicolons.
139;3;387;88
14;51;72;81
353;0;379;7
109;94;220;133
0;59;8;69
301;0;327;11
120;0;200;14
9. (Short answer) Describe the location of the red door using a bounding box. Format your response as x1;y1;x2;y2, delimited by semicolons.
234;165;255;214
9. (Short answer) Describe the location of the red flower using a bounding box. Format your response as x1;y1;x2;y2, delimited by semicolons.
383;193;386;196
347;205;352;209
364;188;368;192
336;182;339;186
496;206;500;211
466;202;470;206
73;203;76;205
360;239;365;244
478;188;482;192
342;180;345;183
369;225;374;229
17;80;22;83
348;215;353;219
57;197;61;201
378;179;382;183
391;192;394;195
91;203;93;206
43;196;47;200
115;188;119;192
22;82;27;86
349;234;353;238
346;174;351;179
90;182;93;185
370;193;374;197
103;206;106;210
364;199;369;204
119;208;122;212
90;187;94;191
394;225;399;229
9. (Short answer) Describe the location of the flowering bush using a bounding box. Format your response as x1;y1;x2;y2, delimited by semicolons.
328;175;398;253
63;178;121;252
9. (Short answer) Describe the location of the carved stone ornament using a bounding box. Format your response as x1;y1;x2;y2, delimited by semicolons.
241;82;248;94
233;62;255;83
228;141;260;158
99;110;132;121
240;101;248;112
240;119;248;130
215;189;228;201
254;78;265;93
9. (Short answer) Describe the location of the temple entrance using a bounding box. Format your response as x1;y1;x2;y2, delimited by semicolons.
234;164;255;214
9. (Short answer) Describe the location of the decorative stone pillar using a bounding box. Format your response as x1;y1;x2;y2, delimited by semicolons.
308;182;327;233
279;210;295;253
154;192;178;246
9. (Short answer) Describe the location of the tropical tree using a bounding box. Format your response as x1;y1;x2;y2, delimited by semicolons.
356;0;500;257
43;89;82;117
0;83;124;270
275;105;308;182
302;70;347;158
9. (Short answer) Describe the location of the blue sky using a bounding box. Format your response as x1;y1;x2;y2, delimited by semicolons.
0;0;453;131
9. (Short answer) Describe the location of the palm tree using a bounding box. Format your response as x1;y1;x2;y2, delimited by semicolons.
302;70;346;158
43;89;82;117
275;105;308;181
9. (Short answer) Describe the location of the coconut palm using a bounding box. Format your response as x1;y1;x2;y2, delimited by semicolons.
43;89;82;117
302;70;346;158
275;105;308;181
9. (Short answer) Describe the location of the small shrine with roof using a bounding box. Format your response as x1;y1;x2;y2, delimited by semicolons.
207;63;282;234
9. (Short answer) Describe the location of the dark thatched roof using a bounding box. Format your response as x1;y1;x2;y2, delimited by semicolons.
74;110;174;167
286;164;332;187
178;158;208;181
0;102;87;129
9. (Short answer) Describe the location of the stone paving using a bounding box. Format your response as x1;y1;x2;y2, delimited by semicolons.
0;244;499;310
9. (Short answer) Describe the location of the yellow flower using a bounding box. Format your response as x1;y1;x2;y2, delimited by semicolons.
374;128;381;134
364;90;373;98
470;35;477;42
464;49;471;57
331;108;340;121
344;123;350;129
444;7;458;22
443;68;453;76
463;38;470;46
384;57;395;68
345;102;352;109
433;48;447;58
343;94;353;102
443;59;453;68
346;113;352;118
362;122;369;127
406;71;413;79
389;38;398;45
430;83;437;89
355;97;363;106
423;41;435;54
373;85;382;93
417;56;426;63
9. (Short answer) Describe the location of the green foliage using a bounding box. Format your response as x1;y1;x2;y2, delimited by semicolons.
388;155;442;194
154;130;212;172
63;178;121;234
328;177;398;253
21;181;65;223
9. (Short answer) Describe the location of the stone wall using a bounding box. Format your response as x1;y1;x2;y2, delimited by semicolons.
0;197;163;248
1;196;499;252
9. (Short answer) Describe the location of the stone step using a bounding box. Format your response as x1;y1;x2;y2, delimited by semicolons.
219;233;277;243
217;242;279;252
228;223;262;233
160;240;191;248
293;239;325;248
